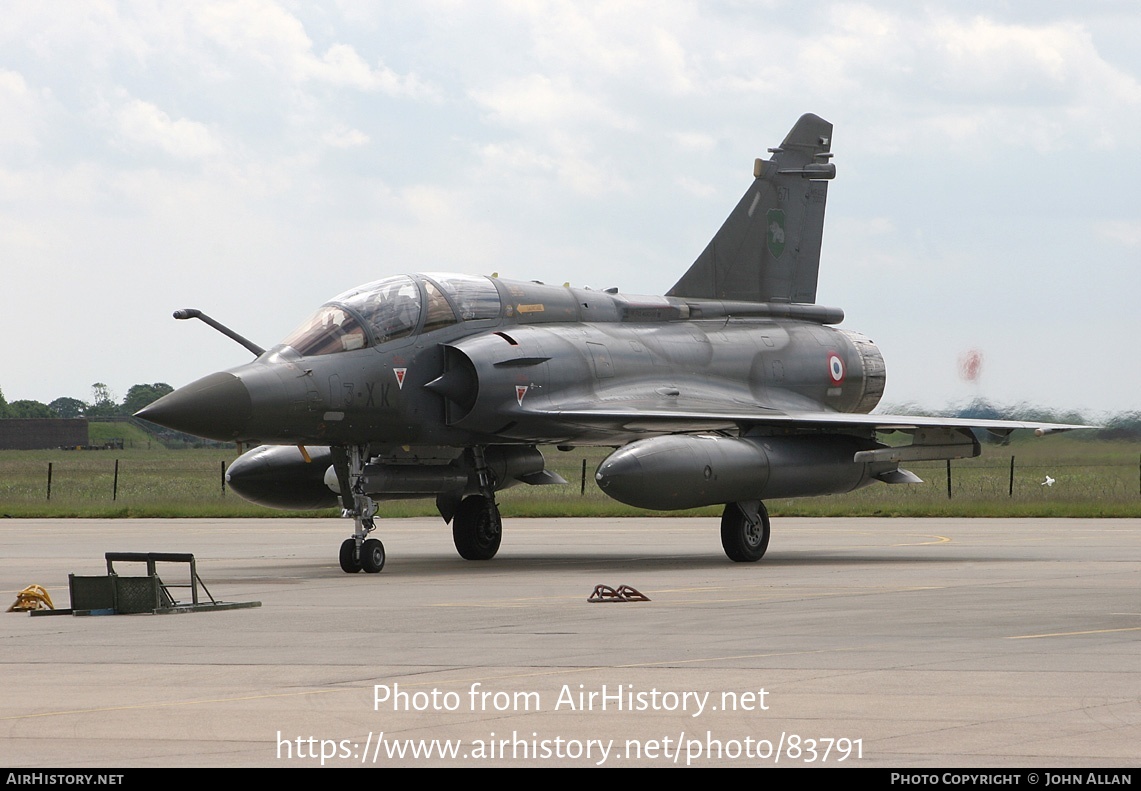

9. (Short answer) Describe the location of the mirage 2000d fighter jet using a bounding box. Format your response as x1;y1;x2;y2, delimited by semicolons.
138;114;1086;574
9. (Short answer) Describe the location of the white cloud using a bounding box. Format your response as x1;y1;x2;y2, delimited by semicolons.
1095;220;1141;248
519;1;702;95
803;7;1141;152
322;126;370;148
867;217;895;235
114;98;222;159
191;0;324;69
471;73;635;130
669;131;717;152
476;138;629;197
674;176;716;199
0;69;42;149
369;183;509;270
190;1;434;97
299;43;435;97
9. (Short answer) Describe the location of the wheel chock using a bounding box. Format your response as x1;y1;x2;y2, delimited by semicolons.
7;585;55;612
587;584;650;603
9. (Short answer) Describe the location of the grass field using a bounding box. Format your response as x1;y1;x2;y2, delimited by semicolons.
0;435;1137;518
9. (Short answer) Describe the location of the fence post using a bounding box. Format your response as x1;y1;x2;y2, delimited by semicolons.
221;460;226;496
1009;455;1015;497
47;462;52;500
580;459;587;495
113;459;119;501
946;459;952;499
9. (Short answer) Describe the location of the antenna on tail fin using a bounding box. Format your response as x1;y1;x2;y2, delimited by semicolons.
668;113;835;305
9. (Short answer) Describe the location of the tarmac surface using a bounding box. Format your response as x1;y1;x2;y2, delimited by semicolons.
1;516;1138;768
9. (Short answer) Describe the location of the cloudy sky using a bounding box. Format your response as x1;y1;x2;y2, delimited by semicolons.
2;1;1138;415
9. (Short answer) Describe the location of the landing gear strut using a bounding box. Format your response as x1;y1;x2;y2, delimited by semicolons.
334;445;385;574
721;500;770;562
451;446;503;561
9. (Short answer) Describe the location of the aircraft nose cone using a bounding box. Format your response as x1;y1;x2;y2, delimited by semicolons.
135;372;252;441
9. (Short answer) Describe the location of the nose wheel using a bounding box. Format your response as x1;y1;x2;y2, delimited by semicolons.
340;536;386;573
360;538;386;573
339;538;362;573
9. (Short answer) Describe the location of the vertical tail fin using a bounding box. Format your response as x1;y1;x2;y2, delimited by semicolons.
668;113;835;305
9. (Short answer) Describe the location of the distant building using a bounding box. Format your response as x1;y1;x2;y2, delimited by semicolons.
0;418;88;450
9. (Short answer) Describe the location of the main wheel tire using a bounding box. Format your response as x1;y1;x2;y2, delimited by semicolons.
720;502;770;562
361;538;386;573
452;495;502;560
339;538;362;573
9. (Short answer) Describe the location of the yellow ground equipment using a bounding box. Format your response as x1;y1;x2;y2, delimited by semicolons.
7;584;54;612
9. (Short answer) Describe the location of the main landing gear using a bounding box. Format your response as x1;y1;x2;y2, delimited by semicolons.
720;500;770;562
451;447;503;561
452;495;502;560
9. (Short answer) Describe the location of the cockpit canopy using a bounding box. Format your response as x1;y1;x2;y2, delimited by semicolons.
280;273;501;356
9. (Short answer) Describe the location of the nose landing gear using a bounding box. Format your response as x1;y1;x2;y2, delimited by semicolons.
334;445;386;574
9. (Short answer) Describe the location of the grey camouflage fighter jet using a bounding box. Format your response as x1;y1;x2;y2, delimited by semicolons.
137;114;1085;573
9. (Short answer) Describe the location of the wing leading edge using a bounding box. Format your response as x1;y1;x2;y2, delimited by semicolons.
549;406;1092;436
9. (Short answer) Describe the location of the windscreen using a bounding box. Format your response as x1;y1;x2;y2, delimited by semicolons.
280;275;423;355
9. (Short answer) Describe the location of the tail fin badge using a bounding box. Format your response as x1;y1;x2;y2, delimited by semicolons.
767;209;786;258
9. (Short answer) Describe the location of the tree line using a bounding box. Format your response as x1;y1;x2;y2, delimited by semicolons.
2;385;1139;440
0;383;173;419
